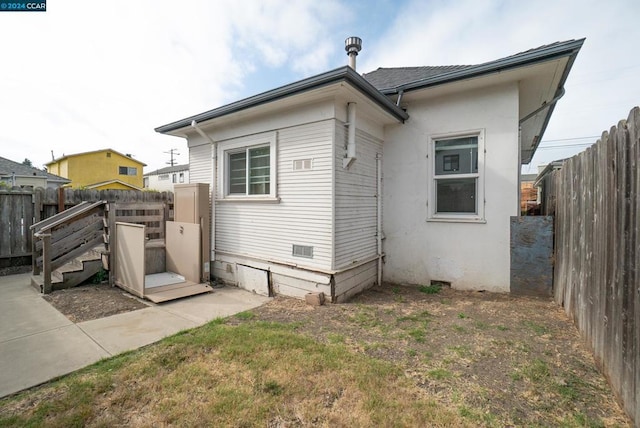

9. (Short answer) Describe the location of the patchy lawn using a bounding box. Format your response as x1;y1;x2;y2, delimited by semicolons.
0;284;631;427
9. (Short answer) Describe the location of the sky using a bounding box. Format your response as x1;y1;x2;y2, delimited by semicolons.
1;0;639;175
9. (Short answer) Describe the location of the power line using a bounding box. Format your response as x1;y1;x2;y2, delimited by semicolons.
539;135;600;144
164;148;180;166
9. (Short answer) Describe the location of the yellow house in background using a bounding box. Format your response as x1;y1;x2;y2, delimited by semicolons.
46;149;146;190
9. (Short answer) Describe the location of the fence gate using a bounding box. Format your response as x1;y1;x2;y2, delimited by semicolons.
0;189;34;267
510;216;554;296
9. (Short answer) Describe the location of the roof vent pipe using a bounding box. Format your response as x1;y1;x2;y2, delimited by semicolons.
345;36;362;70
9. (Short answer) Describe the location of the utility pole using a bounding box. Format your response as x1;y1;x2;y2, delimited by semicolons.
164;148;180;167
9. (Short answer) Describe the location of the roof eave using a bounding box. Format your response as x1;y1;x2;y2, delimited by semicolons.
155;66;408;135
522;42;584;164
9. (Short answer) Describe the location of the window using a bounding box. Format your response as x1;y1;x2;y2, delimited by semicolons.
220;132;277;200
172;173;177;183
119;166;137;176
179;172;184;183
227;146;271;195
430;131;484;221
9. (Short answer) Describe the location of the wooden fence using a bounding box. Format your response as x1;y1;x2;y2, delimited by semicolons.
0;188;35;267
0;187;173;268
549;106;639;424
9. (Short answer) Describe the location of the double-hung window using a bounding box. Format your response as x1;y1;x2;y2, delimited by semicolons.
430;131;484;221
221;132;277;200
228;146;270;195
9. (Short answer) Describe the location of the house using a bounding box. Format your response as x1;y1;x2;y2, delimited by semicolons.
143;164;189;191
46;149;146;190
0;156;70;189
520;173;540;214
155;38;583;300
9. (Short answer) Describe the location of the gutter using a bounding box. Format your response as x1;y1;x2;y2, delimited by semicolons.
156;66;408;135
377;38;585;96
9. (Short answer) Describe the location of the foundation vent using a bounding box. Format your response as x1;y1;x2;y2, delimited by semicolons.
292;244;313;259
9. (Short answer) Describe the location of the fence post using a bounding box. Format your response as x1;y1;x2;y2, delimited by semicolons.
42;234;52;294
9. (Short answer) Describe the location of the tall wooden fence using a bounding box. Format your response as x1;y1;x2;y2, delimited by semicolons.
549;106;639;424
0;187;173;268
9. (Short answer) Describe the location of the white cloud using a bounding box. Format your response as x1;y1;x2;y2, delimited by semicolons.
1;0;638;175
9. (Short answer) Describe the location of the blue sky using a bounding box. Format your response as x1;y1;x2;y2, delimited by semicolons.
1;0;639;174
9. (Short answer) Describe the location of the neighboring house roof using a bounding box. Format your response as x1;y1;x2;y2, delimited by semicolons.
0;156;70;183
46;148;147;167
534;158;569;187
155;66;410;134
85;179;142;191
521;174;539;183
144;164;189;177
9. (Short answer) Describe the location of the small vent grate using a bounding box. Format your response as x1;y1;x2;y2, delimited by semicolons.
293;159;312;171
292;244;313;258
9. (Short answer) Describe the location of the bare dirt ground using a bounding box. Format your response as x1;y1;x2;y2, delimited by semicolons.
229;284;630;426
42;283;149;323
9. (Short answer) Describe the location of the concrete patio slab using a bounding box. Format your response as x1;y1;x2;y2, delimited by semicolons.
0;325;109;398
0;274;271;399
0;287;73;342
77;307;198;355
159;287;270;324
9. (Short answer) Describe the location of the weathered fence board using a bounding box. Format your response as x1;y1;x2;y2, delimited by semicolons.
549;106;639;424
0;189;34;265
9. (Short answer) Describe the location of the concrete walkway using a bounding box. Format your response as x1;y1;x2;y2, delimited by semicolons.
0;273;270;398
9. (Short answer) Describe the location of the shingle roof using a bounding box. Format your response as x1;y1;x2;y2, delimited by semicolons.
363;65;472;91
0;156;70;182
362;40;584;94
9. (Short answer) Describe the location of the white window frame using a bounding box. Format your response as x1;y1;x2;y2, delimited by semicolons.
428;129;485;223
218;131;278;201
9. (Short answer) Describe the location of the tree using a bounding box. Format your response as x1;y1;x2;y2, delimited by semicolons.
22;158;32;167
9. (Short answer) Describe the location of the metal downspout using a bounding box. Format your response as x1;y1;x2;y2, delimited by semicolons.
343;102;357;168
376;153;383;287
191;120;217;266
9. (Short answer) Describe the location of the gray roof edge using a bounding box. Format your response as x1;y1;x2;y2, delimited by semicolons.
155;66;408;134
377;38;585;94
524;40;584;163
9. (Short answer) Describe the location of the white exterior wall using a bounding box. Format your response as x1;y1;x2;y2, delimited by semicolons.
382;82;520;292
214;120;334;271
334;124;383;270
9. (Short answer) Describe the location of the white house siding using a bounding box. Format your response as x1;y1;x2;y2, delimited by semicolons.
214;120;335;272
145;169;190;192
334;123;383;268
188;144;212;184
382;82;520;292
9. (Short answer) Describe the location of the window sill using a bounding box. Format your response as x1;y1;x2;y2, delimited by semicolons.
216;197;281;204
427;215;486;224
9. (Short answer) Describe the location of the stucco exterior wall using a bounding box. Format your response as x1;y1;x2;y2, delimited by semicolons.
382;82;520;292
